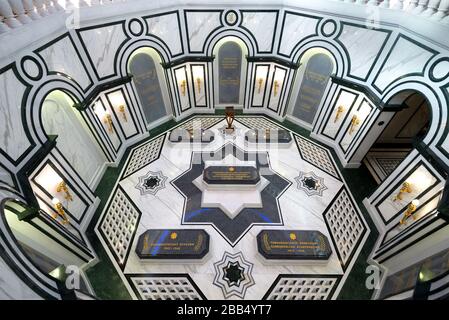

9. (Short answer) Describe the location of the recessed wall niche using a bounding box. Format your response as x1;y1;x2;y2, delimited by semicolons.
213;36;248;107
290;48;335;128
41;90;106;187
127;47;170;126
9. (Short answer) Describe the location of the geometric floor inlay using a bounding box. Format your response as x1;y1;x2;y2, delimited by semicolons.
94;115;370;300
135;170;168;196
172;143;291;246
213;251;255;299
295;171;328;197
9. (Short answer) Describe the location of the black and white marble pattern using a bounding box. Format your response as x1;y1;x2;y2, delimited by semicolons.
295;171;327;197
135;170;168;196
213;251;255;299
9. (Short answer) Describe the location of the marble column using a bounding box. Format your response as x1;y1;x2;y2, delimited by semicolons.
22;0;41;19
8;0;32;24
0;0;22;27
422;0;441;16
430;0;449;19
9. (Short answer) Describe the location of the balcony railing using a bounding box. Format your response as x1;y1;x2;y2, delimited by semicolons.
0;0;448;35
335;0;449;22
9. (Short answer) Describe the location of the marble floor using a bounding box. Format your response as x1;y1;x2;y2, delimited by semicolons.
94;115;370;300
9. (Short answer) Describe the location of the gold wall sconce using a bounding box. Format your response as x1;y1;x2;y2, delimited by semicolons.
180;80;187;96
56;181;73;202
393;181;413;202
273;80;280;97
400;199;420;225
118;104;128;122
103;112;114;133
196;77;201;94
258;78;264;94
334;105;345;123
349;114;360;134
51;198;69;225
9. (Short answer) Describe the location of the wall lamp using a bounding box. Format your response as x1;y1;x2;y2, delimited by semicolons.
180;79;187;96
273;80;280;97
118;104;127;122
349;113;360;134
334;105;345;123
400;199;420;225
257;78;264;94
56;181;73;202
393;181;413;202
51;198;69;225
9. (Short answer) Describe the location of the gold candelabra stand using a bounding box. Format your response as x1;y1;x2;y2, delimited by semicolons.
56;181;73;202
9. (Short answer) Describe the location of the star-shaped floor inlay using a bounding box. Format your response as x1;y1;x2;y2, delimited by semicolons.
213;251;254;299
171;143;291;246
135;170;168;196
295;171;327;197
223;261;245;287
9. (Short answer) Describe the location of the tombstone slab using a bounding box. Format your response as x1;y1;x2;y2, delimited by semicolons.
136;229;210;260
257;230;332;261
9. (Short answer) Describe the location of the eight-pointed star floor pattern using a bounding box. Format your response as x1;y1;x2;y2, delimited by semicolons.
95;116;370;300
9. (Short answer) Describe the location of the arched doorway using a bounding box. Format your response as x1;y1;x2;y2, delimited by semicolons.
289;48;336;129
213;36;248;108
363;91;431;184
127;47;170;126
1;199;94;298
41;90;106;187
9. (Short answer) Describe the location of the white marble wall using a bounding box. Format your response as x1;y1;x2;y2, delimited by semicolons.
0;67;31;162
185;11;222;52
38;36;92;90
241;11;277;52
278;13;320;56
373;36;436;92
77;23;128;79
337;24;390;80
41;92;106;186
0;257;42;299
146;12;183;56
0;165;13;186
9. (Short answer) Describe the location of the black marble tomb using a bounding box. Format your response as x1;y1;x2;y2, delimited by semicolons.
257;230;332;260
136;229;209;260
203;166;260;185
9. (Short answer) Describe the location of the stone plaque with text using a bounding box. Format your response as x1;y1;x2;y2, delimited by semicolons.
218;42;242;104
245;129;292;144
203;166;260;185
129;53;167;124
136;229;209;260
293;53;334;124
257;230;332;260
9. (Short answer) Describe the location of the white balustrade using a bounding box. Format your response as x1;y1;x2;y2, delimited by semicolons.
0;0;448;35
